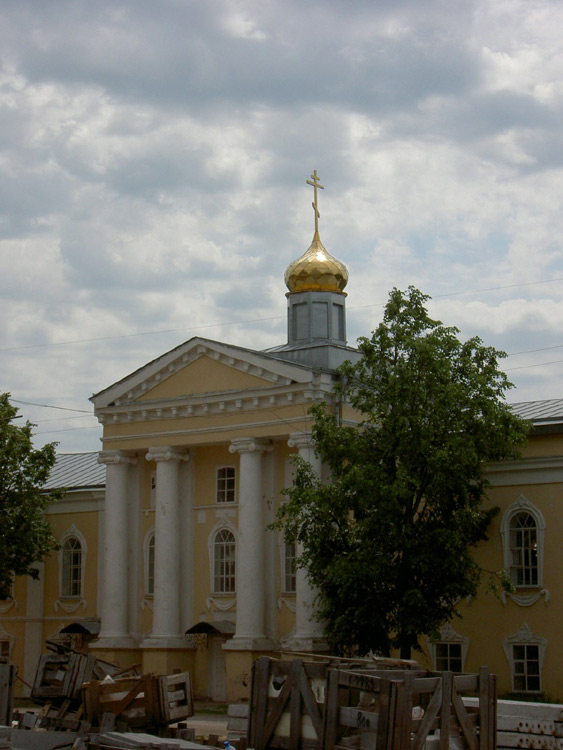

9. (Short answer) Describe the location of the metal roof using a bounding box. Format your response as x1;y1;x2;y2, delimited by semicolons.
42;452;105;491
509;398;563;424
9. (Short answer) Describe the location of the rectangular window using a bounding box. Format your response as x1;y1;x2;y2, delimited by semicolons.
217;467;236;503
513;644;541;692
435;643;463;673
284;542;296;594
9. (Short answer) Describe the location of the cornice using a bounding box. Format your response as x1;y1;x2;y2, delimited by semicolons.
487;455;563;486
100;416;311;445
95;379;333;427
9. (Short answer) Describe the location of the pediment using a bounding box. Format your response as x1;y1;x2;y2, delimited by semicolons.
91;337;318;410
137;354;272;401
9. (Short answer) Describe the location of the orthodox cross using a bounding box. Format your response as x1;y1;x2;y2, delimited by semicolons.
306;169;324;234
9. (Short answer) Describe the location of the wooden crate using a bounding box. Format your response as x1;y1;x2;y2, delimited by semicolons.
82;674;160;730
249;657;329;750
157;672;194;724
321;667;496;750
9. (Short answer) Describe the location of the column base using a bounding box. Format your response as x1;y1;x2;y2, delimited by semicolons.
280;634;330;653
223;636;276;651
140;635;187;649
90;635;139;650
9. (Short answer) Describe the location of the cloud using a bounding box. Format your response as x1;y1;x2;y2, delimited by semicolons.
1;0;563;450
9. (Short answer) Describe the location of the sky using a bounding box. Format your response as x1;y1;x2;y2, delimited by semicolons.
1;0;563;453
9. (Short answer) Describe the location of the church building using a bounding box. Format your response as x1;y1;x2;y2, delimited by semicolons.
2;172;563;704
88;171;360;700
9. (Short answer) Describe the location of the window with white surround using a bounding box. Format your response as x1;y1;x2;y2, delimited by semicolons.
283;541;296;594
56;526;87;613
503;623;547;694
216;467;236;503
61;536;83;597
213;529;236;593
428;622;469;673
500;495;547;606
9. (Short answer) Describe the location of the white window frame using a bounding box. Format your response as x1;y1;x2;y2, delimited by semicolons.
58;525;87;600
500;495;546;606
503;623;547;694
216;466;236;504
208;524;237;595
282;540;296;595
428;623;469;672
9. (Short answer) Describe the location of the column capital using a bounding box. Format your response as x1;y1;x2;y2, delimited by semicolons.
98;450;137;466
288;432;315;450
145;446;190;463
229;438;272;455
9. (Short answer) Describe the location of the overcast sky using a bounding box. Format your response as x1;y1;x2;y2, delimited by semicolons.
2;0;563;453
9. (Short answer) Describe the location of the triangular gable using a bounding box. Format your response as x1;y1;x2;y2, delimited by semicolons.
137;354;273;401
91;337;318;409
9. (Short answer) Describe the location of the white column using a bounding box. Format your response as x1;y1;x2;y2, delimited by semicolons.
96;450;137;647
284;432;328;652
225;437;273;651
143;446;188;647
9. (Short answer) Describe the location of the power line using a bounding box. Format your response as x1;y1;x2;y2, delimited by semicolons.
505;358;563;372
10;399;92;414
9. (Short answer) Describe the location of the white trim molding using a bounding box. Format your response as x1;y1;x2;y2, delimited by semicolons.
500;495;548;607
57;524;87;611
503;622;547;694
428;622;470;672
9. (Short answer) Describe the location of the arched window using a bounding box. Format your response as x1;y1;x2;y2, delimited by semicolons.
283;541;296;594
214;529;236;593
509;512;538;587
501;496;545;605
61;536;82;598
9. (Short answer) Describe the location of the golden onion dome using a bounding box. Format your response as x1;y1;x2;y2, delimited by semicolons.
285;231;349;295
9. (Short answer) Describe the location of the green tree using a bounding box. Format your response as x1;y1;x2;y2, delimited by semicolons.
275;287;529;659
0;393;62;599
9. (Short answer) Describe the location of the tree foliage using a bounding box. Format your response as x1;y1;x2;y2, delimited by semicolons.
275;287;529;658
0;393;62;599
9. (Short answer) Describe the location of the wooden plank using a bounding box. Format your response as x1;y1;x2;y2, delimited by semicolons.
375;678;393;750
451;681;478;750
338;707;380;732
334;671;387;694
321;669;341;750
299;661;324;740
439;672;452;750
289;660;302;750
453;674;479;692
260;665;293;749
412;679;442;750
249;657;271;750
